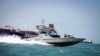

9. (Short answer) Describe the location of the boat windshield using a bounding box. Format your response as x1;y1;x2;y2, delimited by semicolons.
49;30;60;38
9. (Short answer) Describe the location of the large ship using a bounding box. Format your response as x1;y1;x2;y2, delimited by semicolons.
0;20;85;46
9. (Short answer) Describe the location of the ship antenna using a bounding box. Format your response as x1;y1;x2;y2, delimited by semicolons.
42;19;45;26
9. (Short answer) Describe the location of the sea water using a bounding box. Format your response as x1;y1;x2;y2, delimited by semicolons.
0;35;100;56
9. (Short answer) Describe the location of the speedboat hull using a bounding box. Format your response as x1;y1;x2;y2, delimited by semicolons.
24;38;85;46
47;38;84;46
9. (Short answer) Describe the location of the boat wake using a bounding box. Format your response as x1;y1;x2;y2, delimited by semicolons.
0;35;50;45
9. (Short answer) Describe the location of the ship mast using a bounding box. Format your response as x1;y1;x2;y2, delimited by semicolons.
42;19;45;26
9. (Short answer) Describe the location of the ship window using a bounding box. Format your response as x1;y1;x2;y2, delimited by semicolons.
50;31;57;35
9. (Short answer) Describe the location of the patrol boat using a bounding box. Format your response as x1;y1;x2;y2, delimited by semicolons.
24;20;85;46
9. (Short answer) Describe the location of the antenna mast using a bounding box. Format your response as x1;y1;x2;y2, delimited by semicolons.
42;19;45;26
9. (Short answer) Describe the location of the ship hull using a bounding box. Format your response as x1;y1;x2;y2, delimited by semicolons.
24;38;85;46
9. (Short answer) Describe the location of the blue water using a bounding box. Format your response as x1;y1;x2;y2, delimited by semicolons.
0;43;100;56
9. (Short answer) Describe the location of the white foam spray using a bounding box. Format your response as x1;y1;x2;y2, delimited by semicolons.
0;35;50;45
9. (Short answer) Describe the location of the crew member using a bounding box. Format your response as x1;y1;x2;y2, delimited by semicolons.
64;34;67;38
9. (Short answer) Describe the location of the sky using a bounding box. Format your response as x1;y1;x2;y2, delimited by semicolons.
0;0;100;44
